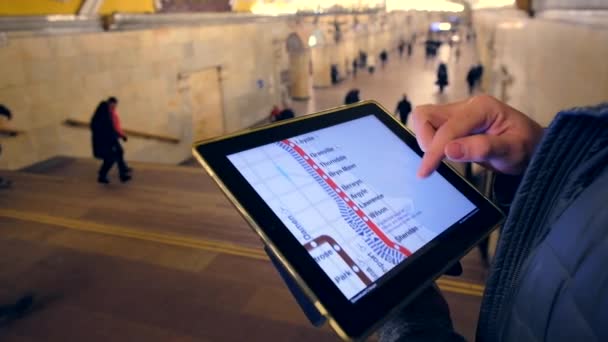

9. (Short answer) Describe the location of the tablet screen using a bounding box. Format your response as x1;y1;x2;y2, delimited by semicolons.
227;115;477;301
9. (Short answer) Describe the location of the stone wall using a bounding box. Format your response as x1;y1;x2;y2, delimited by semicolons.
533;0;608;11
0;20;291;169
474;9;608;126
0;11;429;170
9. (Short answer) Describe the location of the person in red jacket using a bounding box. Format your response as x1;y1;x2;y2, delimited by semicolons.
269;105;281;122
90;97;132;184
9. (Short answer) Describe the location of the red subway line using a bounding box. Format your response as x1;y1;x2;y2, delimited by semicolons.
282;139;412;257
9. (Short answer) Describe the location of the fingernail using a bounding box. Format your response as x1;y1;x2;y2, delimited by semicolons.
446;142;465;160
417;168;429;179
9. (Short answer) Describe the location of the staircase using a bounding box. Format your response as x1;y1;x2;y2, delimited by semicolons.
0;157;486;341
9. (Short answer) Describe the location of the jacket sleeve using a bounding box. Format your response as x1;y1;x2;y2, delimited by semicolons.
492;173;524;214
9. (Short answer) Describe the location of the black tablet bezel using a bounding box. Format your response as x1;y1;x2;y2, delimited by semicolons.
194;101;504;340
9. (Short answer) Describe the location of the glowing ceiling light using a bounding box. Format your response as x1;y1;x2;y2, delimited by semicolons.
249;2;298;15
386;0;464;12
497;21;525;29
472;0;515;9
438;22;452;30
246;0;464;15
308;35;317;47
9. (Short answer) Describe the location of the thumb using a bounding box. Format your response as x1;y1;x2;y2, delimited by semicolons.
444;134;510;163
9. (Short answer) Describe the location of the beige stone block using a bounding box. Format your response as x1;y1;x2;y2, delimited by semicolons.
56;126;92;157
83;71;114;94
23;82;54;105
146;61;165;79
0;41;23;68
172;28;192;44
52;58;78;83
151;28;176;46
117;31;142;50
147;78;169;99
70;95;101;120
53;76;85;104
0;86;32;128
51;55;93;78
0;135;37;170
28;101;64;128
106;67;130;88
0;58;26;89
123;49;140;69
75;33;114;55
95;53;117;71
17;37;52;60
23;58;63;84
159;43;182;63
126;65;152;85
48;35;80;58
28;124;60;159
136;47;160;64
116;82;141;103
139;30;157;47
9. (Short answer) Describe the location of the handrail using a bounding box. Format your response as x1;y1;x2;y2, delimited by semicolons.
64;118;180;144
0;15;103;36
0;127;23;137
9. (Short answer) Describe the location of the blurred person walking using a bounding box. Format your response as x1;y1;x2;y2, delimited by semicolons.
398;40;406;58
436;63;449;94
395;94;412;126
90;97;132;184
344;89;361;105
379;49;389;69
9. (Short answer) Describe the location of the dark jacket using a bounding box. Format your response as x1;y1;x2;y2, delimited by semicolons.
437;65;449;86
380;104;608;341
467;68;477;85
345;91;360;105
276;108;295;121
478;103;608;341
396;99;412;124
90;101;119;159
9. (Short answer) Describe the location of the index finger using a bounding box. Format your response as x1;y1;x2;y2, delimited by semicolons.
417;99;494;178
412;104;447;152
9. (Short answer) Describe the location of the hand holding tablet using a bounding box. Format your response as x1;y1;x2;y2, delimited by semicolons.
193;101;504;341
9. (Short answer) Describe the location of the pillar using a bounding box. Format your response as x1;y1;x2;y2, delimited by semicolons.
288;49;311;100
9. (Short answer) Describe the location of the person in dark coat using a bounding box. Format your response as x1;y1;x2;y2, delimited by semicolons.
358;50;367;68
466;65;477;95
395;94;412;125
0;104;13;189
0;104;11;121
276;107;295;121
90;97;131;184
330;64;339;84
398;40;405;58
379;49;389;68
269;105;281;122
436;63;449;93
407;42;413;58
344;89;360;105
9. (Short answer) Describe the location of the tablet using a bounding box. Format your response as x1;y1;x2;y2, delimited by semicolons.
192;101;504;341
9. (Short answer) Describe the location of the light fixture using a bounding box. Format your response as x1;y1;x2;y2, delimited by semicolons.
308;35;318;47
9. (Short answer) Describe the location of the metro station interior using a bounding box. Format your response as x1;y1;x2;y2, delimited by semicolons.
0;0;607;341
